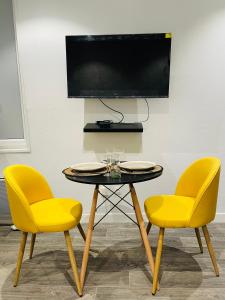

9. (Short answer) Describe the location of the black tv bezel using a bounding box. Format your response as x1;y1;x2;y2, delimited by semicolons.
65;33;172;99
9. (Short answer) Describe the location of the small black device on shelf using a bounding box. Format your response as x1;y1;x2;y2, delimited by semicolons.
96;120;113;128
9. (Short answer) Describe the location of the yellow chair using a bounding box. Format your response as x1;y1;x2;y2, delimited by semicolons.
4;164;85;296
144;157;221;295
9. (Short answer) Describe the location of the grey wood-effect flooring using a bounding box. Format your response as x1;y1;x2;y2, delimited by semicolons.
0;223;225;299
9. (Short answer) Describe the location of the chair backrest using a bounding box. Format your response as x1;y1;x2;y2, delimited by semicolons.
175;157;221;227
3;165;53;232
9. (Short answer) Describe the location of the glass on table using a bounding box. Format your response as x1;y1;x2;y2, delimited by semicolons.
111;152;120;165
110;152;121;178
102;152;123;178
103;152;112;165
102;152;112;174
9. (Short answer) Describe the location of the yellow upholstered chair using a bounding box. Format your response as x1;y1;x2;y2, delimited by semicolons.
4;164;85;296
144;157;221;295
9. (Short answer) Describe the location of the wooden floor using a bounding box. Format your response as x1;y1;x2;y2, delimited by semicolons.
0;223;225;299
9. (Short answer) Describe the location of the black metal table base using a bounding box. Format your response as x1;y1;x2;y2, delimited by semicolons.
94;184;138;228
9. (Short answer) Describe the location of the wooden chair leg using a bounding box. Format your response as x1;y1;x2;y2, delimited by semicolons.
64;231;82;296
202;225;219;276
77;223;86;241
195;228;203;253
14;232;28;287
146;222;152;235
152;228;165;295
29;234;36;259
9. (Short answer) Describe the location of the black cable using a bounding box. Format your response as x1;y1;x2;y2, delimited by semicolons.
98;97;149;123
98;98;124;123
140;98;150;123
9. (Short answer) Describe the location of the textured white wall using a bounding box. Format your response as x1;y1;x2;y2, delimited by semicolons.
1;0;225;221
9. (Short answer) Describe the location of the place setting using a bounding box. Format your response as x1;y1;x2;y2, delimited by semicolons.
119;161;157;174
62;162;108;177
62;154;161;178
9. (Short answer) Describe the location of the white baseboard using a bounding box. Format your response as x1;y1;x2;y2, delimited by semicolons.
81;212;138;224
214;213;225;223
81;212;225;224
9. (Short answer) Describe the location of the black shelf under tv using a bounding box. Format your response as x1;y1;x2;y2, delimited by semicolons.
83;122;143;133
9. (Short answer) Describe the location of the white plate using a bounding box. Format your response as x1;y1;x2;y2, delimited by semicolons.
119;161;156;171
120;169;154;175
72;169;108;177
71;162;106;172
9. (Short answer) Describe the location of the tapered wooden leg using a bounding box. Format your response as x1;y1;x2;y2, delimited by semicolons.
152;228;165;295
80;185;99;291
202;225;219;276
77;223;86;241
146;222;152;235
64;231;82;296
14;232;28;287
129;184;158;290
195;228;203;253
29;234;36;259
77;223;99;254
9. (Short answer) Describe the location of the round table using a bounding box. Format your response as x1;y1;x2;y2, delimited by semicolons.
63;165;163;292
64;165;163;185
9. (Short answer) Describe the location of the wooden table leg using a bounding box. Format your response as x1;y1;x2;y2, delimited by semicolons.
129;183;158;289
80;185;99;291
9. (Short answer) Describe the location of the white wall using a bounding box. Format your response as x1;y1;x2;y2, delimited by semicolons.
1;0;225;221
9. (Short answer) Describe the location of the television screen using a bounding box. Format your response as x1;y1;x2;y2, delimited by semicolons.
66;33;172;98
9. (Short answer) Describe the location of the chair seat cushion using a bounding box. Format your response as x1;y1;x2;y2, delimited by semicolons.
30;198;82;232
144;195;196;228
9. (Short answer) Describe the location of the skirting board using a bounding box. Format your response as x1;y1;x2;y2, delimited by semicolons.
214;213;225;223
81;212;225;224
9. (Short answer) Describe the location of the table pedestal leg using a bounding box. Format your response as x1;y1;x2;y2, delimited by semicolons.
80;184;99;291
129;183;158;289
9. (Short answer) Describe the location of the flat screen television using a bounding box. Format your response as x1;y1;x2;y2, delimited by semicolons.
66;33;172;98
